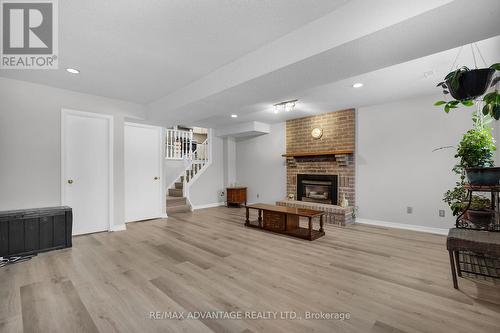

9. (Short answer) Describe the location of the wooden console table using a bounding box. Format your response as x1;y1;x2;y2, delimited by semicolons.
245;203;325;241
227;187;247;207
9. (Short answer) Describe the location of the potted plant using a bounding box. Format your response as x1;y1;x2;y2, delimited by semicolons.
443;182;493;227
467;196;494;228
454;119;499;185
435;63;499;118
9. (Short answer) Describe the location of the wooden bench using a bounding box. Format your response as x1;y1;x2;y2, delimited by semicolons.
245;203;325;240
447;228;500;289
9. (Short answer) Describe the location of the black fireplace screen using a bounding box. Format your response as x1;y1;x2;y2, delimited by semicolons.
297;174;338;205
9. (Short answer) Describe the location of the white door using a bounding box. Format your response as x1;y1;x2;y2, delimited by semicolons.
125;123;162;222
62;110;113;235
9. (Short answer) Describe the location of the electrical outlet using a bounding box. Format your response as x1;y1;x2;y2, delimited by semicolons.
220;191;225;196
407;206;413;214
439;209;445;217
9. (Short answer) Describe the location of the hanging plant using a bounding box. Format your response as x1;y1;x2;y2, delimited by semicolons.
435;63;499;117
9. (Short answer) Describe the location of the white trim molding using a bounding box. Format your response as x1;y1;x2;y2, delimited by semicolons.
110;224;127;232
192;202;225;210
355;218;449;235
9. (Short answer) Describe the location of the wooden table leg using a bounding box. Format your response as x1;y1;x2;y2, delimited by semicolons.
319;215;324;233
308;217;312;241
258;209;262;228
449;250;458;289
245;207;250;226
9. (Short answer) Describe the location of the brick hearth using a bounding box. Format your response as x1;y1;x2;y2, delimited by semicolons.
276;200;354;226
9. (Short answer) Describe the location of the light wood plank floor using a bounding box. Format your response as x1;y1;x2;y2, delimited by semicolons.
1;207;500;333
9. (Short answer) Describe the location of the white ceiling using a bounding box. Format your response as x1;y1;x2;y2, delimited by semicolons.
200;35;500;128
0;0;349;103
148;0;500;128
1;0;499;129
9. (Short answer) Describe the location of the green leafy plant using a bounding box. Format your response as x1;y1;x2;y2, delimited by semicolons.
482;90;500;119
443;182;467;216
435;63;499;116
442;112;495;215
434;99;474;113
439;66;471;93
453;125;495;171
470;196;491;210
443;183;490;216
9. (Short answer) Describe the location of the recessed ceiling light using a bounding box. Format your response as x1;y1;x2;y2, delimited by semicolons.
352;83;363;88
231;114;238;118
66;68;80;74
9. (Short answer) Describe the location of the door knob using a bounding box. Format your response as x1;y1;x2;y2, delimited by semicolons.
154;177;159;180
67;179;74;184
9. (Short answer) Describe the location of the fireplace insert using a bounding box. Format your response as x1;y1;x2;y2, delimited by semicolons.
297;174;338;205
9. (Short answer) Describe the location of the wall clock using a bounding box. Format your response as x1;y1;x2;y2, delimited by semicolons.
311;127;323;139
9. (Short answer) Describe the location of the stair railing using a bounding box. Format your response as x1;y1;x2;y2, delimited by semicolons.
165;128;193;160
192;138;209;162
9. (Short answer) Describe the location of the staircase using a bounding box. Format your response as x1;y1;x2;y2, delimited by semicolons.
166;162;208;214
165;128;211;215
166;180;189;214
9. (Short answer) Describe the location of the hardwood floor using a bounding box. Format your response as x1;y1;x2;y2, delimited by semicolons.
1;206;500;333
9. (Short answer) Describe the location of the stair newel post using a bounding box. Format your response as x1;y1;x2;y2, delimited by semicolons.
208;128;212;163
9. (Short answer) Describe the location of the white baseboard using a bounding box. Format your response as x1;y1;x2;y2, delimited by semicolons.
125;213;168;223
355;218;449;235
192;202;225;210
110;224;127;232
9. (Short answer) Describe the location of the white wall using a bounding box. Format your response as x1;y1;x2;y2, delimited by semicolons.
0;77;146;229
235;123;286;204
189;135;225;207
356;94;474;229
164;159;189;190
223;137;237;187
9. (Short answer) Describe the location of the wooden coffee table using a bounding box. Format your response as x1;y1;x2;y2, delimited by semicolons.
245;203;325;241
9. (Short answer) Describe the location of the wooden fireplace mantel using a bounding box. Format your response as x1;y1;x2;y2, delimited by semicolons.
281;150;353;158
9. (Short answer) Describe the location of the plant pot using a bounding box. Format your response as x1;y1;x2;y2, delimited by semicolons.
446;68;495;100
465;167;500;185
466;209;494;228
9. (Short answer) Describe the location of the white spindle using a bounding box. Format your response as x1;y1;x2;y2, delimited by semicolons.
166;130;169;158
165;128;203;160
170;130;173;158
189;129;193;160
167;130;171;158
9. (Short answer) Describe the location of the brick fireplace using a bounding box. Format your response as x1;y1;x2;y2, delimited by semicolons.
278;109;355;226
285;109;355;206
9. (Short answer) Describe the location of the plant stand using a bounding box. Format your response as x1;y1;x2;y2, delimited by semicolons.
456;184;500;231
449;184;500;289
447;228;500;289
